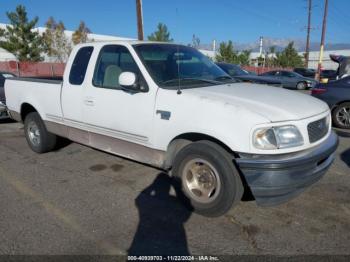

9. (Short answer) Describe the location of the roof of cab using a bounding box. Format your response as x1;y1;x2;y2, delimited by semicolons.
75;40;182;47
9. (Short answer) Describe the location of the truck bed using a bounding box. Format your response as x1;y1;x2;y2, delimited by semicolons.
5;77;63;122
10;76;63;84
24;76;63;82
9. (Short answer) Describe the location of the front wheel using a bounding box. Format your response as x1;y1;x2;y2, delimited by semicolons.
332;102;350;129
296;81;307;90
172;141;244;217
24;112;57;153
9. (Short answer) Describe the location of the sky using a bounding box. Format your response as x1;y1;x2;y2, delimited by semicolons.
0;0;349;46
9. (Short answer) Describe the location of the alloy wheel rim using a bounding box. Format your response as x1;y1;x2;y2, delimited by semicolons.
297;82;305;89
336;106;350;127
182;158;221;204
27;121;41;146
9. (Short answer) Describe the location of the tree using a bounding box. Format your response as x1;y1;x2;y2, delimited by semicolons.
0;5;44;61
237;50;251;66
275;42;303;68
215;41;237;63
265;46;277;67
268;46;276;55
42;17;72;62
191;34;200;48
216;41;251;65
72;21;91;45
148;23;173;42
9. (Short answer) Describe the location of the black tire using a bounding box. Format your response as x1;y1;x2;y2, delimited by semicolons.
296;81;307;90
332;102;350;129
24;112;57;153
172;140;243;217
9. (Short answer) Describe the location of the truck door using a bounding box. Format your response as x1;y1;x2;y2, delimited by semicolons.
82;44;155;149
61;46;94;143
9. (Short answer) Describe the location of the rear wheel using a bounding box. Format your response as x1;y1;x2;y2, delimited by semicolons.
172;141;243;217
332;102;350;129
24;112;57;153
296;81;307;90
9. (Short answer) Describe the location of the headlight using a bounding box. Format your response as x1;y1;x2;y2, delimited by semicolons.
306;80;316;87
253;125;304;150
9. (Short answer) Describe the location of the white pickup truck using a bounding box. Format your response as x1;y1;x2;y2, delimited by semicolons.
5;41;338;217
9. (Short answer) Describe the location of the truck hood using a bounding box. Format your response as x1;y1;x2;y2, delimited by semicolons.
185;83;329;122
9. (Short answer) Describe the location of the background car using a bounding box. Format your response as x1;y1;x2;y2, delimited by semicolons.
260;70;317;90
216;63;281;86
0;71;16;119
330;54;350;78
246;70;257;75
294;68;316;78
311;76;350;129
320;69;337;81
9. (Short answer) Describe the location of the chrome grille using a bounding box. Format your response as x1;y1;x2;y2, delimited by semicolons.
308;117;328;143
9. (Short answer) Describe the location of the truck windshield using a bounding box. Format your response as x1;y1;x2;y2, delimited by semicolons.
133;44;234;89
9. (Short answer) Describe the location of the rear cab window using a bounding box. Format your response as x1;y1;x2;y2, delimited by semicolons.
69;46;94;85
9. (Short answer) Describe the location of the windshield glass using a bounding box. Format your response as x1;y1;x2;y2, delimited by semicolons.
134;44;234;89
218;63;248;76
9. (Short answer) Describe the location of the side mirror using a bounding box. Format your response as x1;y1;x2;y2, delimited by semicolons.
119;72;148;93
119;71;137;87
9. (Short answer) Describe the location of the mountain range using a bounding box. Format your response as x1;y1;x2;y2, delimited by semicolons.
237;38;350;52
199;38;350;52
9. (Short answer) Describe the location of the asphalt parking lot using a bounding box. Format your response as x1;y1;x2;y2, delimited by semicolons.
0;115;350;256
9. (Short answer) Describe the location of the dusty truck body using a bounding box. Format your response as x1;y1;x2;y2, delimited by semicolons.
5;41;338;216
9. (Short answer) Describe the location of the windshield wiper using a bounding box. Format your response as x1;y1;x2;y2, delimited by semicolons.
214;75;236;82
160;77;222;86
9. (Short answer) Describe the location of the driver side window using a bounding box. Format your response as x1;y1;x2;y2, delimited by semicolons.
93;45;140;89
281;71;294;77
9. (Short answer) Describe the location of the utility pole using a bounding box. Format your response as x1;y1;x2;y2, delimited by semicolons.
305;0;312;68
315;0;329;81
136;0;144;40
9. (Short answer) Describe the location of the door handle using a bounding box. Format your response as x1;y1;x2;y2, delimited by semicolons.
84;99;94;106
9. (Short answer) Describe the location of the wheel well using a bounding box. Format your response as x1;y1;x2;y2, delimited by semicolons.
164;132;237;169
333;100;350;109
330;100;350;115
20;103;38;122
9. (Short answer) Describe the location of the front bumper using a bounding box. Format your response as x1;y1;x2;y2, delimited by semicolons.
236;131;338;206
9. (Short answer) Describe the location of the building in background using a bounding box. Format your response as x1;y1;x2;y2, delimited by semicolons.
305;49;350;70
0;47;16;61
249;49;350;70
